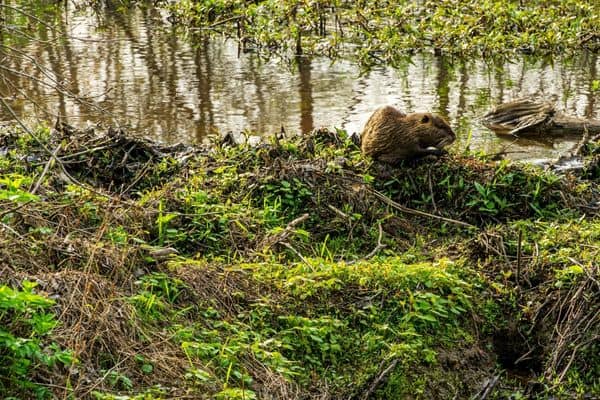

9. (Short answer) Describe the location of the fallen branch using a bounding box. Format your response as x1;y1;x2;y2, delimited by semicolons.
0;200;34;219
482;98;600;136
31;143;62;194
359;358;398;400
281;241;313;268
473;375;500;400
368;188;477;229
259;213;310;252
347;222;386;265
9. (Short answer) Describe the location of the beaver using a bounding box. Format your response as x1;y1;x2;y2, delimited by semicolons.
360;106;456;163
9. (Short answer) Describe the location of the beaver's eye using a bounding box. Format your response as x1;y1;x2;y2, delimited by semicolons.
421;115;430;123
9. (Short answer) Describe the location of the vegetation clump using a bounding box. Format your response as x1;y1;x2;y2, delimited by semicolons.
0;123;598;399
167;0;600;64
0;281;73;398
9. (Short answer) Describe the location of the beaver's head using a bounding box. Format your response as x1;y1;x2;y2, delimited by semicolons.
405;113;456;150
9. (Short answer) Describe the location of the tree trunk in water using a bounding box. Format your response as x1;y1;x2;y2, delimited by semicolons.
482;98;600;136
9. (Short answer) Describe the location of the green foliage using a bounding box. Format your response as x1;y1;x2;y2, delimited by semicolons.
0;174;40;203
107;226;130;244
261;178;313;214
505;219;599;269
468;181;513;214
156;200;177;246
92;385;167;400
165;257;474;396
554;264;585;288
104;370;134;391
276;315;347;372
168;0;600;63
0;281;74;399
179;326;248;385
250;258;472;346
129;273;187;321
215;387;257;400
264;259;468;383
377;158;569;223
135;355;154;375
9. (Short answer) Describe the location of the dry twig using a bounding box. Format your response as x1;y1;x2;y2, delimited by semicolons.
369;187;477;229
359;358;398;400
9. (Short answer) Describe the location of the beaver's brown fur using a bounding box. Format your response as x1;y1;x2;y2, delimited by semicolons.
361;106;456;163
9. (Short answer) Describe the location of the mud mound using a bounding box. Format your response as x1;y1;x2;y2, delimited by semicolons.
45;122;204;196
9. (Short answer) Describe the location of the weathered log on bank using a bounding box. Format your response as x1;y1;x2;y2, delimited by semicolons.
482;98;600;136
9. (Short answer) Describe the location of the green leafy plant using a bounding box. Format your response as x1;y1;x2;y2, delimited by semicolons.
467;181;511;214
104;370;134;391
156;200;179;246
129;273;187;321
0;281;74;399
0;174;40;203
215;387;257;400
261;178;313;214
277;315;347;372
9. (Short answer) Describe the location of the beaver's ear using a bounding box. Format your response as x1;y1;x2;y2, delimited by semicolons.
421;115;430;123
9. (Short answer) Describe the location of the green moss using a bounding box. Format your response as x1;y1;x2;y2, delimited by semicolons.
157;257;476;396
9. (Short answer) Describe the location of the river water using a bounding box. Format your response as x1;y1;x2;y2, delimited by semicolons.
1;3;599;161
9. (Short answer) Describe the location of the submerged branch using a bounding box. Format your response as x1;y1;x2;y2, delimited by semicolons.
482;98;600;137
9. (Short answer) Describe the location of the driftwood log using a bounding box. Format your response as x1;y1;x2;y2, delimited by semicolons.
482;98;600;137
